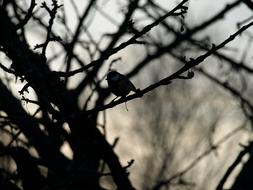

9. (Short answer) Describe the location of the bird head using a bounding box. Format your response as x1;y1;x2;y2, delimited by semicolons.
106;70;120;81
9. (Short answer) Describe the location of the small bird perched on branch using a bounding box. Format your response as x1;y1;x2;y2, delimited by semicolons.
106;70;138;98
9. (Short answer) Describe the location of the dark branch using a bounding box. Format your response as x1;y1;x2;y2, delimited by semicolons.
216;142;253;190
53;0;189;77
15;0;36;30
76;21;253;117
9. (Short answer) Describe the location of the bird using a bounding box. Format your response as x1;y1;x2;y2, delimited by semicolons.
106;70;138;97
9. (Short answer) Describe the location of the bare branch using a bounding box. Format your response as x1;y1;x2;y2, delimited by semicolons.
77;21;253;117
153;122;246;190
15;0;36;30
0;62;16;75
40;0;63;58
53;0;189;77
216;142;253;190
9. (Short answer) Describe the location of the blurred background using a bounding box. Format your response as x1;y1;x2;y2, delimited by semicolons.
1;0;253;190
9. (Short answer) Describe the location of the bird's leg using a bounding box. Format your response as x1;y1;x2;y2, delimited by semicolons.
110;96;129;111
118;96;128;111
124;101;128;111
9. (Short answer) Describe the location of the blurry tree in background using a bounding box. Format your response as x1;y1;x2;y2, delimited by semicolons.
0;0;253;189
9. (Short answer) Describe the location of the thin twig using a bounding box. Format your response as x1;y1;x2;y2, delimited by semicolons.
39;0;62;58
153;121;246;190
216;141;253;190
15;0;36;29
72;21;253;117
0;62;16;75
53;0;189;77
